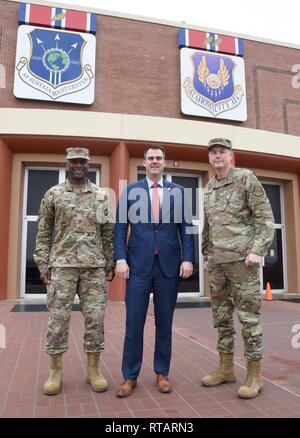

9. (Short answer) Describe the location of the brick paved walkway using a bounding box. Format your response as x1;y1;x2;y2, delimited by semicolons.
0;299;300;418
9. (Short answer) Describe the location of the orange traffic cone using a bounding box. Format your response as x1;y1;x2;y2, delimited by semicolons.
265;282;273;301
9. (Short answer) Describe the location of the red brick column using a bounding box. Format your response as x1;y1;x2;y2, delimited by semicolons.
108;142;129;301
0;140;12;300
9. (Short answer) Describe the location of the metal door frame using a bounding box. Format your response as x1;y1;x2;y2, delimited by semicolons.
167;172;204;297
21;166;100;299
260;181;287;294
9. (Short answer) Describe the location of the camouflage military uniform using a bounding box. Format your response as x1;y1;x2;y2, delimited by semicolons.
202;167;274;360
34;178;114;355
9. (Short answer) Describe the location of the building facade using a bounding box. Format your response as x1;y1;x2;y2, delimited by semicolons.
0;0;300;301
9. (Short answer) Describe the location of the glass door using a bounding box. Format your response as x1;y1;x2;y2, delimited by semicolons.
169;174;202;297
21;167;99;298
261;182;286;293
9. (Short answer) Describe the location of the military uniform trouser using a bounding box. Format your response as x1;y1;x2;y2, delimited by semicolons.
208;260;262;361
46;267;107;355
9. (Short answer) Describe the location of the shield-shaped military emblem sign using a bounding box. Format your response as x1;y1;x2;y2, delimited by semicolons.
180;48;247;121
14;25;96;104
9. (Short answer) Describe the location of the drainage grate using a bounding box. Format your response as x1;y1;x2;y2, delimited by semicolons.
175;302;211;309
11;302;212;312
11;304;81;312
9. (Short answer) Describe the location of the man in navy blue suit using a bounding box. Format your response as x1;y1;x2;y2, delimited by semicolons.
114;145;194;397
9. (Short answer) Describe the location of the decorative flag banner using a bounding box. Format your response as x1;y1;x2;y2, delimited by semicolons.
178;28;244;56
18;3;97;34
180;48;247;121
14;25;96;104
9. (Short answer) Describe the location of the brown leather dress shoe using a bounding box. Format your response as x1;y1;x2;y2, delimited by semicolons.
116;380;137;398
156;374;172;393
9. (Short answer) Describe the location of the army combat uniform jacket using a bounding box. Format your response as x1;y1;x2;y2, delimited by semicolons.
202;167;274;264
34;179;114;273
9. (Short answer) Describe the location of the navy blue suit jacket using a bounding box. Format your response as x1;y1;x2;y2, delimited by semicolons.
114;178;195;278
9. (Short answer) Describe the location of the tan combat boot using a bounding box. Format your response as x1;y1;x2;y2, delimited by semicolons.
86;352;108;392
238;359;263;399
43;353;63;395
201;352;236;387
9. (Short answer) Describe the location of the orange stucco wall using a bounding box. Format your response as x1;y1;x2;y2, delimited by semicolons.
109;142;130;301
0;140;12;300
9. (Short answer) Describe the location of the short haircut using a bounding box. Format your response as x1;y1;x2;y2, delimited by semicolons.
144;145;165;158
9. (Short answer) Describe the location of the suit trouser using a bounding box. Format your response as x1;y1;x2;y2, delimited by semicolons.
208;261;263;360
46;267;107;355
122;256;179;380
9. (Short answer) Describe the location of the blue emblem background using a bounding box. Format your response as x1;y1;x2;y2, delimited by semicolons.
192;53;235;103
28;28;85;86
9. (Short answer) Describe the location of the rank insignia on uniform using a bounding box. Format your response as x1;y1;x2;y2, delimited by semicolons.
180;48;247;121
14;25;96;104
253;185;264;196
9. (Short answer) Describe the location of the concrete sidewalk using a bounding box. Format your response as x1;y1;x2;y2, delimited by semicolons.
0;299;300;418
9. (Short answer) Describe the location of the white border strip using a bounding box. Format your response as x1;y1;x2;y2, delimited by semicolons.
25;4;30;22
61;8;66;28
86;12;91;32
51;7;56;27
185;28;189;47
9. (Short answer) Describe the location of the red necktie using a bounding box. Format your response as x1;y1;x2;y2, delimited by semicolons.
152;182;160;224
152;182;160;254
